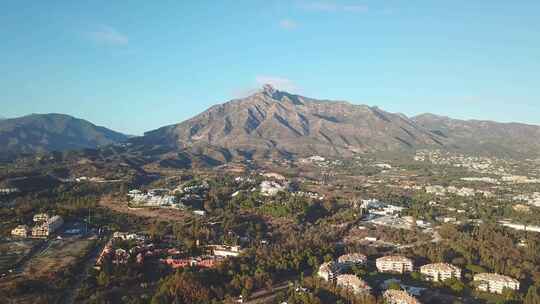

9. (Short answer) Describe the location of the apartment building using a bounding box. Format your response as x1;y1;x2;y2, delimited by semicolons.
383;290;422;304
336;274;371;294
32;215;63;237
11;225;30;237
420;263;461;282
317;261;341;281
376;256;414;274
338;253;367;269
474;273;520;294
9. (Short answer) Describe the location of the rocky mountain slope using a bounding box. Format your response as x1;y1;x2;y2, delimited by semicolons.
139;85;540;162
140;85;445;162
0;114;128;157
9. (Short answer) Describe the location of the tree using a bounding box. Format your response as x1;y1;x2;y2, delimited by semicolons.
96;271;109;287
525;286;540;304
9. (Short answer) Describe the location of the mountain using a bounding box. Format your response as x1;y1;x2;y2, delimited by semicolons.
413;113;540;157
140;85;445;162
139;85;540;162
0;113;129;157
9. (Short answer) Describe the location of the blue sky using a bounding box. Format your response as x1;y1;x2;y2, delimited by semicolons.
1;0;539;135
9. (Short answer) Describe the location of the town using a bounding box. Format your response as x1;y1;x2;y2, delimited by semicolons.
1;150;540;304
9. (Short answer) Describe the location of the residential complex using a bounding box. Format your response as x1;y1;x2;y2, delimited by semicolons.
336;274;371;294
474;273;520;294
420;263;461;282
383;290;422;304
376;256;414;274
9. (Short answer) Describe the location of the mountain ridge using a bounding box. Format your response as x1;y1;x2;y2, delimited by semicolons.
0;113;129;158
136;85;540;162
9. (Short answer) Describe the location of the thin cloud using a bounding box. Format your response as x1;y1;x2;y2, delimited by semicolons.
301;1;369;13
279;19;298;30
88;25;129;46
256;76;298;92
343;4;368;13
232;76;299;98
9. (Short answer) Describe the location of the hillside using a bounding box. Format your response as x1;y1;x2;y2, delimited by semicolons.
0;114;128;157
141;85;448;162
413;113;540;157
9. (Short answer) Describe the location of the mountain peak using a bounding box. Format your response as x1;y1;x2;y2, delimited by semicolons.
258;83;281;99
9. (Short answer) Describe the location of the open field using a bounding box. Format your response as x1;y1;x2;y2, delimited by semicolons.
23;236;96;279
99;195;190;222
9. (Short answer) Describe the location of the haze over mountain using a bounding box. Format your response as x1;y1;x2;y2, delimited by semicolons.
139;85;540;163
0;114;128;157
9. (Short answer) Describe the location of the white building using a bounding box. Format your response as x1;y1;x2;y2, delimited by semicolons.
338;253;367;269
317;261;341;281
420;263;461;282
336;274;371;294
383;290;422;304
474;273;520;294
33;213;49;222
260;181;285;196
211;245;243;257
11;225;30;237
376;256;414;274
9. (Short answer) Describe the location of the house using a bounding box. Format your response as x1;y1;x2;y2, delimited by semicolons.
338;253;367;269
336;274;371;294
317;261;341;281
376;256;414;274
11;225;30;237
383;290;422;304
474;273;520;294
420;263;461;282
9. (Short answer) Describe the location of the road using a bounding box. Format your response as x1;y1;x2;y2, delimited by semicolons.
243;282;289;304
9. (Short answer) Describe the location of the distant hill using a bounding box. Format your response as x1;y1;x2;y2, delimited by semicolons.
412;113;540;158
137;85;540;163
0;114;128;157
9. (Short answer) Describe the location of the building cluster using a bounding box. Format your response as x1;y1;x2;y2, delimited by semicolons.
128;189;180;208
502;175;540;184
96;231;246;272
513;192;540;207
360;199;405;216
161;256;221;269
318;253;367;280
291;191;325;200
425;185;492;198
11;213;63;238
260;180;286;196
0;188;20;195
319;252;519;299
